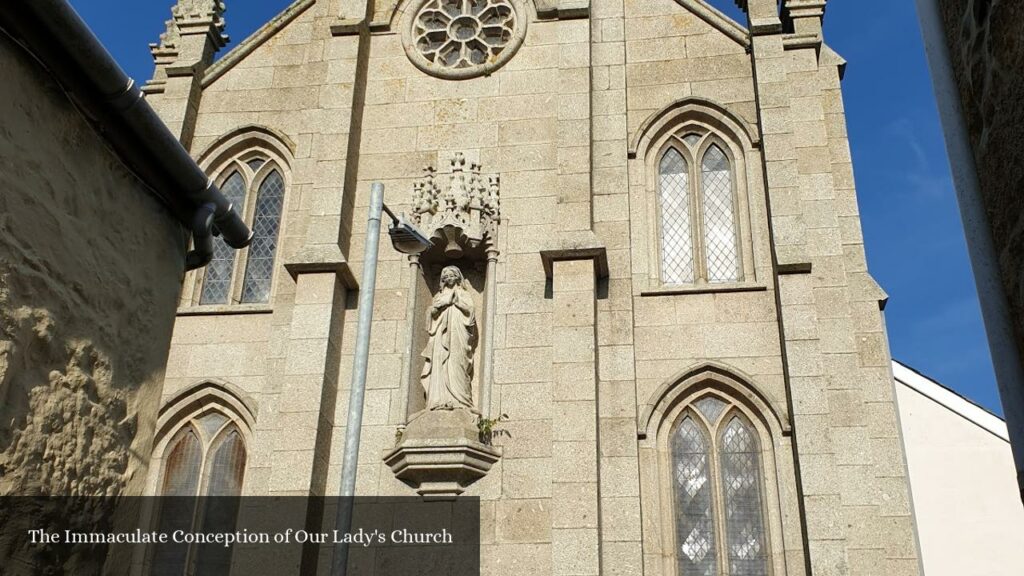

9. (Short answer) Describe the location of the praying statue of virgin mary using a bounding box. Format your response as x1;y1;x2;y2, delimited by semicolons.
421;265;478;412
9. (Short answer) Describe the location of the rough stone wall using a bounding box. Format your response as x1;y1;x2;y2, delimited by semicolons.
0;30;186;576
937;0;1024;405
0;34;185;499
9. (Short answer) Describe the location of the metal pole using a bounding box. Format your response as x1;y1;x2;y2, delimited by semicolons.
332;182;384;576
915;0;1024;501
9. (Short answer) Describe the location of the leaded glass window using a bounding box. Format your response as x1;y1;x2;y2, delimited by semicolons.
721;417;767;576
241;170;284;303
152;413;247;576
152;429;201;576
199;171;246;305
702;145;740;283
673;418;718;576
660;148;695;284
194;155;286;306
670;398;769;576
654;133;744;285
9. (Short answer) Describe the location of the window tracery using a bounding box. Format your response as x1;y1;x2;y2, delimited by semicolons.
403;0;526;79
670;397;769;576
193;152;286;306
151;410;247;576
656;133;743;286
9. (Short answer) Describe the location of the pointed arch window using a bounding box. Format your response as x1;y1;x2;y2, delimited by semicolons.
151;412;247;576
656;132;743;285
671;396;769;576
194;153;286;306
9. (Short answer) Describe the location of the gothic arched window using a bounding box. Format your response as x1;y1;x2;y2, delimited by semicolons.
151;411;247;576
671;396;769;576
659;148;695;284
657;134;742;285
195;152;286;306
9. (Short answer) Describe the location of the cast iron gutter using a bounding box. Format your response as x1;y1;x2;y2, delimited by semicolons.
0;0;252;270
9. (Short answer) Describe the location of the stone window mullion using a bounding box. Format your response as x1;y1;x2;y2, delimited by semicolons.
197;166;248;305
692;157;709;284
240;167;285;304
709;413;730;576
227;174;261;305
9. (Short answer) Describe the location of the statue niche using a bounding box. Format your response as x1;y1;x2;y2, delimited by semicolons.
420;265;478;413
384;152;501;499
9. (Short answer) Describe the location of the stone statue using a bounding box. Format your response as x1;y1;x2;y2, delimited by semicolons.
421;265;477;412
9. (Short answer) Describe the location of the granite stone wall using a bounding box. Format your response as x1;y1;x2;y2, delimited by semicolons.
146;0;925;573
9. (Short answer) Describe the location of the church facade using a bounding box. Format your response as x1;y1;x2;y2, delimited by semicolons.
144;0;923;574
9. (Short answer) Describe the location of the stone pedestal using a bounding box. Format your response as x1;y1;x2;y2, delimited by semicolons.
384;409;500;500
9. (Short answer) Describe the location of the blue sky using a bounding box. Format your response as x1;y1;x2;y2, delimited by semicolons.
69;1;1002;414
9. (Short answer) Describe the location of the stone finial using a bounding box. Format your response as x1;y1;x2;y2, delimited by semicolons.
171;0;227;21
144;0;228;94
407;153;501;259
153;0;228;54
784;1;826;29
782;0;826;47
741;0;784;34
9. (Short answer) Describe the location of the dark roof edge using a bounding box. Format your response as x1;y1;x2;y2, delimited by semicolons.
892;358;1005;422
0;0;251;269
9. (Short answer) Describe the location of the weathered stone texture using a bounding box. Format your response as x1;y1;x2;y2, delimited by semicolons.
0;34;184;499
0;33;184;574
937;0;1024;439
937;1;1024;313
143;0;927;573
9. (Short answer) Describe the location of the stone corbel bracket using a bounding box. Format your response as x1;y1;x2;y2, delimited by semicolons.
539;231;610;280
385;409;500;499
330;18;393;36
384;439;501;500
283;244;358;288
535;0;590;21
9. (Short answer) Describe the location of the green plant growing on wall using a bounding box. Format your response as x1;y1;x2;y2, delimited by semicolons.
476;413;509;445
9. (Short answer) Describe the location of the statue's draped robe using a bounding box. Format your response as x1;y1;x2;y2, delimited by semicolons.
421;288;476;410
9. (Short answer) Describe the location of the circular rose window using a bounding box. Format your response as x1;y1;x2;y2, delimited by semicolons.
402;0;527;80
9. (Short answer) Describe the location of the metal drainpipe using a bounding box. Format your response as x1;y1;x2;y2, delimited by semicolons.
332;183;385;576
915;0;1024;500
0;0;252;267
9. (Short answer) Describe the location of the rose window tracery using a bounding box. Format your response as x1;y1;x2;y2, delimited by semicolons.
404;0;525;79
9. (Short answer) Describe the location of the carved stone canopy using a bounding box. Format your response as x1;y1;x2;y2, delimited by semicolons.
408;152;501;261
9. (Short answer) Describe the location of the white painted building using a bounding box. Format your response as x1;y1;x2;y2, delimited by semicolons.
893;361;1024;576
